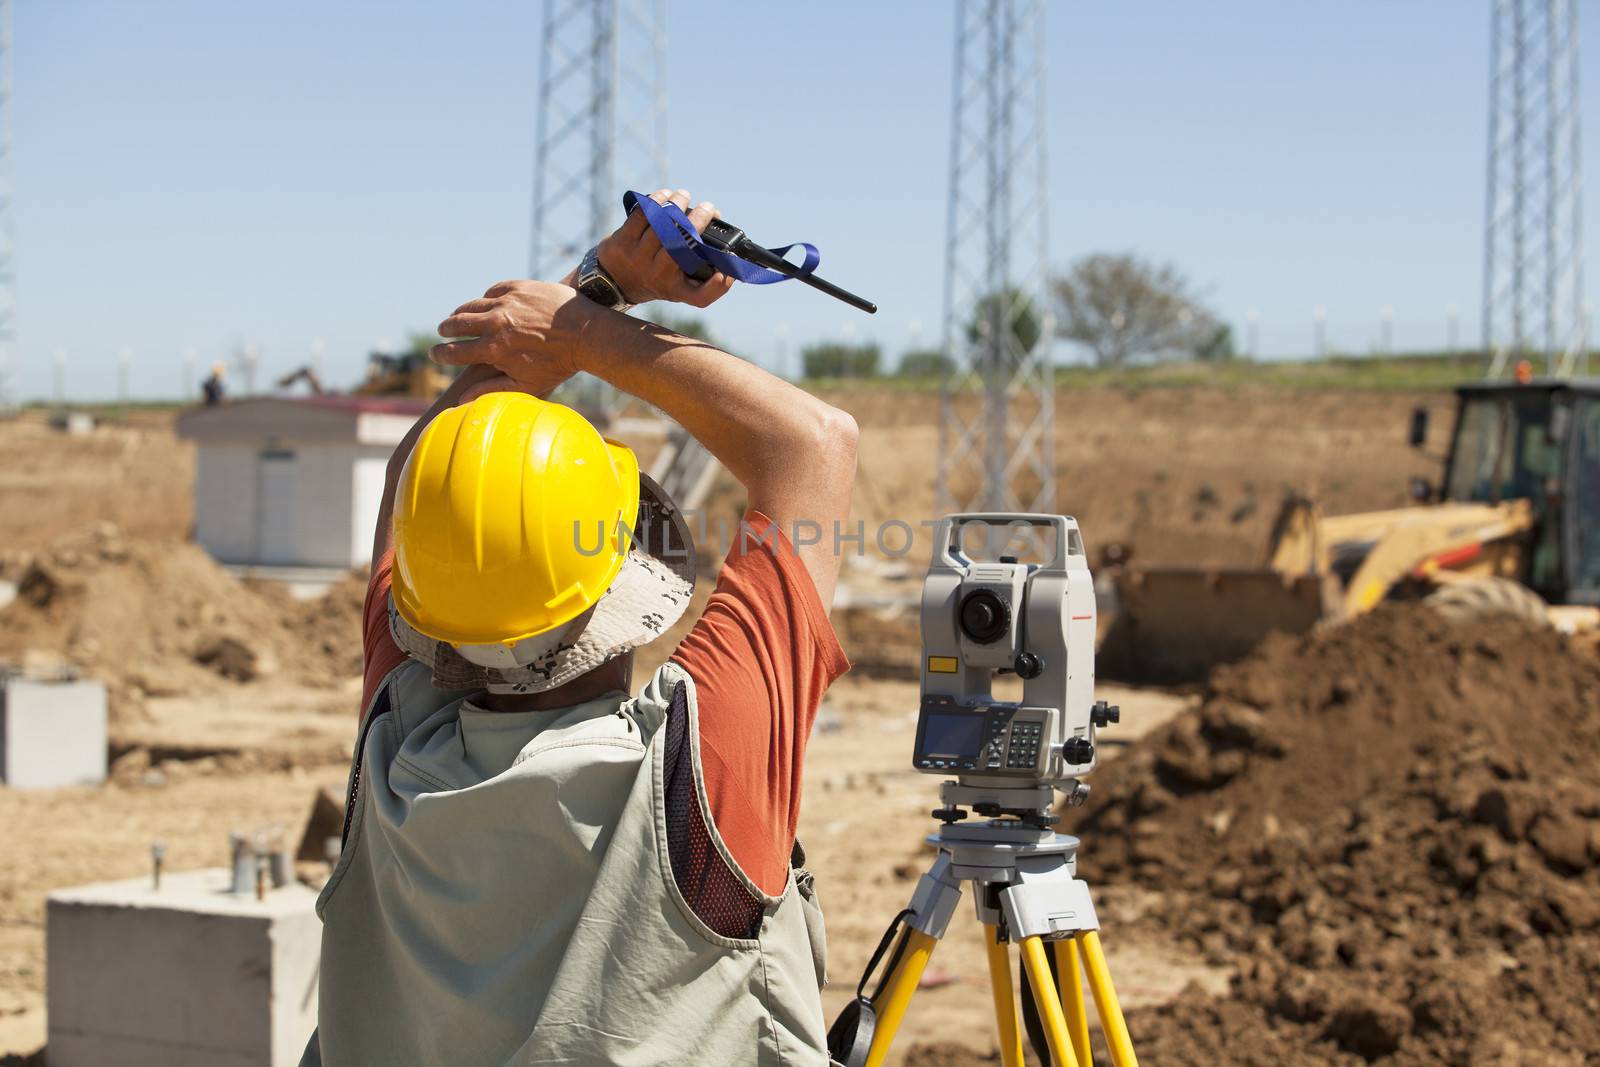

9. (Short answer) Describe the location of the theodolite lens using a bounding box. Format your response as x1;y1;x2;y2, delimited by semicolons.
958;590;1009;644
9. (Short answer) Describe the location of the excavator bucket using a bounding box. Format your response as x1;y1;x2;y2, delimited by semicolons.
1100;566;1339;683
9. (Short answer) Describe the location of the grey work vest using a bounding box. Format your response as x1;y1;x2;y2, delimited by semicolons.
306;660;830;1066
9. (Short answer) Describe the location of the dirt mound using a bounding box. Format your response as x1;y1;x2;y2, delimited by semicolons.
1069;606;1600;1063
0;523;366;720
821;383;1445;571
247;570;369;687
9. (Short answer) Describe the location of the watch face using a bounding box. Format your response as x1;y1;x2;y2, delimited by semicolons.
580;275;621;306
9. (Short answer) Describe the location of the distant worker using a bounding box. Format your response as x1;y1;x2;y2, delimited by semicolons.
302;189;859;1066
201;361;226;406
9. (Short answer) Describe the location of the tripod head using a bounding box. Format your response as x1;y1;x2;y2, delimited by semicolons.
910;514;1119;822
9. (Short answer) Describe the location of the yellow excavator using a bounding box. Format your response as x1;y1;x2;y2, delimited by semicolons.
273;351;452;400
1104;378;1600;681
354;352;452;399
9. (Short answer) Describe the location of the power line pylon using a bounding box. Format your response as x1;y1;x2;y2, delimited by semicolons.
529;0;668;280
0;0;15;412
1482;0;1586;380
936;0;1055;520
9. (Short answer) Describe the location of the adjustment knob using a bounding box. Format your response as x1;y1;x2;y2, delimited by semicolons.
1091;700;1121;727
1062;737;1095;765
1015;652;1043;679
931;806;969;824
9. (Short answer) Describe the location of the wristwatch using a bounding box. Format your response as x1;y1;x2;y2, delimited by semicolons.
575;246;634;312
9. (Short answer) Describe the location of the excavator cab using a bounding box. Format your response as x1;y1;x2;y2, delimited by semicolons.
1437;381;1600;606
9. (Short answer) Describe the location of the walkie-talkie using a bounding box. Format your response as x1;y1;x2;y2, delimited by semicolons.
625;193;877;315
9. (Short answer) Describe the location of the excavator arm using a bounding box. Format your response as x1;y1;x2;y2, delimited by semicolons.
1335;499;1533;614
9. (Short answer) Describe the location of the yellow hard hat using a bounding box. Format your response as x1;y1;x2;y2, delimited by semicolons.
391;391;640;647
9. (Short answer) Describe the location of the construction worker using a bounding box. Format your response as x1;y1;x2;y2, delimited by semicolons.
202;361;226;406
304;190;858;1066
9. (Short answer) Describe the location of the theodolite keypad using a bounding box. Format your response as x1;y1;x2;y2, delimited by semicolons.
1006;722;1041;769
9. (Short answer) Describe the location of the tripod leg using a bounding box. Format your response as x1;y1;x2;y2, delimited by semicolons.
1076;930;1139;1067
864;928;938;1067
983;926;1024;1067
1019;937;1081;1067
1053;938;1092;1067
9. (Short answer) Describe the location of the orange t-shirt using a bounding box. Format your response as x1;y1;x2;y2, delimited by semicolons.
360;511;849;896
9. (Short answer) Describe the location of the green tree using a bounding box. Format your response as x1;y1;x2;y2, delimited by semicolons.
1192;322;1237;362
802;341;881;380
898;348;956;378
1050;253;1224;367
965;287;1044;363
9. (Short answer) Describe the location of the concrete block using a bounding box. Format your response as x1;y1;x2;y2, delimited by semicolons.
47;868;321;1067
0;677;107;788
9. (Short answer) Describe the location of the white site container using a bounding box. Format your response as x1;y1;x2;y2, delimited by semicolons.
0;676;107;789
176;395;426;569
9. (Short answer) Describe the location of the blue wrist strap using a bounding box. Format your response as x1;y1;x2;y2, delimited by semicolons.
623;190;820;285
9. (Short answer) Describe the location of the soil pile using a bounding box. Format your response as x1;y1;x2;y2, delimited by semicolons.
0;523;367;720
1070;606;1600;1064
248;571;369;687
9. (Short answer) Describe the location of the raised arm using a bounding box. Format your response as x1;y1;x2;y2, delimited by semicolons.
431;275;858;608
369;188;717;575
581;314;858;608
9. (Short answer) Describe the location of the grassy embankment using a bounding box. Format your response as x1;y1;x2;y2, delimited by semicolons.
813;349;1528;393
24;348;1573;416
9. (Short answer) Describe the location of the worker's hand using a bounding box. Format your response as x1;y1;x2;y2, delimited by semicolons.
431;279;590;395
454;365;533;404
596;188;737;308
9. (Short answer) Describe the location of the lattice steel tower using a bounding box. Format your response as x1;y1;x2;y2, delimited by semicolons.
529;0;668;279
0;0;14;411
1482;0;1586;379
936;0;1055;517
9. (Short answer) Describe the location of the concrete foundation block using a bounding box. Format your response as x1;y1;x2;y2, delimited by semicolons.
0;676;107;788
47;868;321;1067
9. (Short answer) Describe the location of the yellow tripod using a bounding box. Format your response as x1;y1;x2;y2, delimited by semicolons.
831;809;1139;1067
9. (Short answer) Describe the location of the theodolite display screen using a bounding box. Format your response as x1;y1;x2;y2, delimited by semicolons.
914;695;1053;776
920;710;985;758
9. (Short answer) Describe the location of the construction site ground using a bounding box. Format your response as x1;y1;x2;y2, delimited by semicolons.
6;382;1594;1064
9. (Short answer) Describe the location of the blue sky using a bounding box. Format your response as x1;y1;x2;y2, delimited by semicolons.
11;1;1600;401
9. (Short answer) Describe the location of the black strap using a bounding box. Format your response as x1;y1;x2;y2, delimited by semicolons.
827;908;917;1067
339;685;392;847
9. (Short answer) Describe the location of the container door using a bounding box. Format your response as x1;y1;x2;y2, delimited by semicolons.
256;450;297;565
